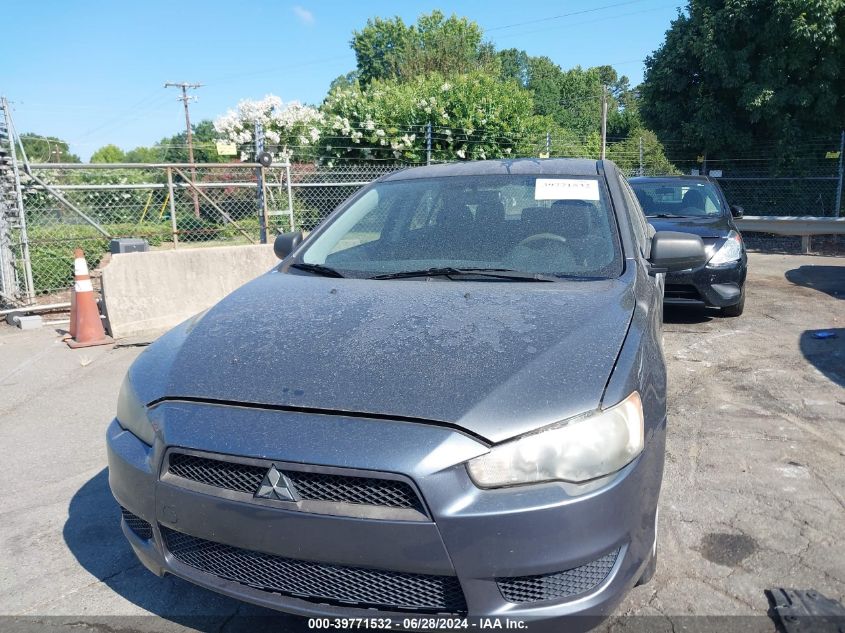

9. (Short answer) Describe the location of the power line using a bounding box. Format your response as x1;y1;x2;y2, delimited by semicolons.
485;0;650;31
493;4;680;40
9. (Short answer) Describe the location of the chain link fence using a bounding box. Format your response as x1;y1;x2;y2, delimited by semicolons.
7;151;844;298
14;162;407;295
281;162;408;231
664;152;845;218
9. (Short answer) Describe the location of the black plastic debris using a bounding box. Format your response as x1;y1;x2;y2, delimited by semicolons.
811;330;838;340
767;588;845;633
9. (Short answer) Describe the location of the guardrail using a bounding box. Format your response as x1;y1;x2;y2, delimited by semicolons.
735;216;845;253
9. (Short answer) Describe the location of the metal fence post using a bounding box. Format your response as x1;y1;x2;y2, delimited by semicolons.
166;167;178;247
255;122;267;243
285;162;295;232
426;122;432;166
639;136;644;176
260;167;269;238
835;130;844;217
3;98;34;301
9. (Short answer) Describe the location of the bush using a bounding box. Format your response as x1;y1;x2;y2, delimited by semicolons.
175;215;219;242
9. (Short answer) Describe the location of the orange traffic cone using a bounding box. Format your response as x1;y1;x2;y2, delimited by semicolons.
66;248;112;348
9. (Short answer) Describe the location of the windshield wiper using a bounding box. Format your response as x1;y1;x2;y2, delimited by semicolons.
370;267;557;281
288;262;345;278
647;213;688;218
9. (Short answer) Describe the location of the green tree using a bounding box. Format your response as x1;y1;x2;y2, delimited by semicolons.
327;71;360;94
20;133;80;162
497;48;530;87
157;120;226;163
497;51;641;139
526;56;566;119
124;146;163;163
640;0;845;159
606;129;677;175
90;144;126;163
351;11;497;84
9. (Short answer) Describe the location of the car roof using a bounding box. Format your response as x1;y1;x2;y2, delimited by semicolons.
629;175;713;184
382;158;603;181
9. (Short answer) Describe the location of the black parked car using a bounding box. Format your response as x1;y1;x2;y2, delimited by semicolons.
629;176;747;316
109;159;707;630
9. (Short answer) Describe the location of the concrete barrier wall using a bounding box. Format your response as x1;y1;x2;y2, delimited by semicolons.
101;244;278;339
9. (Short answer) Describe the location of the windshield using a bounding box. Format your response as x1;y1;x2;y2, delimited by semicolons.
631;180;724;217
299;175;624;279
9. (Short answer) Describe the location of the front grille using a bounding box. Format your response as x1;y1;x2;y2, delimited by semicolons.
120;506;153;540
168;453;267;494
497;548;620;603
162;527;466;613
167;452;426;514
286;471;425;513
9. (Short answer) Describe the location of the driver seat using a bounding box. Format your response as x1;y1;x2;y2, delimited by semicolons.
681;189;705;213
550;200;604;267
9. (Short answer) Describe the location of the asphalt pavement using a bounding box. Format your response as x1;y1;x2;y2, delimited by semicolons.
1;252;843;632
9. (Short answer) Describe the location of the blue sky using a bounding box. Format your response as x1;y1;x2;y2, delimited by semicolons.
2;0;684;160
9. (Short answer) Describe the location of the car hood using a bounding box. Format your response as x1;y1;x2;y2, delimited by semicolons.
134;270;635;443
647;215;732;238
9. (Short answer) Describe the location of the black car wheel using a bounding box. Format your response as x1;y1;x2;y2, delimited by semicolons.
721;286;745;317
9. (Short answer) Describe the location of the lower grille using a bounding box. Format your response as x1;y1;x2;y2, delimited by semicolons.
120;506;153;540
497;548;620;603
162;527;466;613
665;284;703;301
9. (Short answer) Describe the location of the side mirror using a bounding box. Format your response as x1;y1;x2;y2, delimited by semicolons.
274;231;303;260
730;205;744;218
648;231;706;274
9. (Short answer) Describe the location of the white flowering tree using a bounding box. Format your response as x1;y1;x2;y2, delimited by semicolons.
214;95;324;163
319;72;551;164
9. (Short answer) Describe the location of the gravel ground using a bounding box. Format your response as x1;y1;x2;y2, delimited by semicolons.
0;252;843;632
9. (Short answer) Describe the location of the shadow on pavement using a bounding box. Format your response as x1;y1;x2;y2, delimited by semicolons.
785;265;845;300
63;468;306;632
799;328;845;388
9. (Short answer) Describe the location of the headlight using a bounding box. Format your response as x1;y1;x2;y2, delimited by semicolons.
708;230;743;266
116;375;155;445
466;392;644;488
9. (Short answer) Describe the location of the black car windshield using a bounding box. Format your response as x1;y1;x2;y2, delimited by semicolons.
631;180;724;218
298;175;624;279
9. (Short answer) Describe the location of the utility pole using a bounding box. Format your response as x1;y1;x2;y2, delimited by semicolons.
834;130;845;217
600;85;608;160
165;81;202;218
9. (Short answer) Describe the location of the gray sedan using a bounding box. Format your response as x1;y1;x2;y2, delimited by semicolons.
108;159;705;630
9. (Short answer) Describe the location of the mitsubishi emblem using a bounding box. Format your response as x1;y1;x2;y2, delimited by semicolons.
255;465;295;501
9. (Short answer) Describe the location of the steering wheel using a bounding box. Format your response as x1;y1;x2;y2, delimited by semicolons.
516;233;568;249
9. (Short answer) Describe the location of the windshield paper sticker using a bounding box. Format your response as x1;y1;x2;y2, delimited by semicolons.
535;178;600;201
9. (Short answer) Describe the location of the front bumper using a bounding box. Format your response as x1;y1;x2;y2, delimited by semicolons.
107;402;665;629
664;258;746;308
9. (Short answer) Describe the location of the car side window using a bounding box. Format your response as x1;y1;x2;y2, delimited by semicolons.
621;180;651;258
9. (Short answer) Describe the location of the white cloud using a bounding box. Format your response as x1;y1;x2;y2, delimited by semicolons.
292;5;315;25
